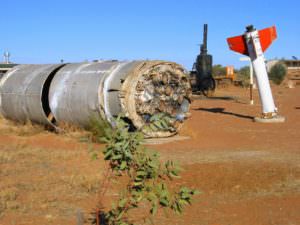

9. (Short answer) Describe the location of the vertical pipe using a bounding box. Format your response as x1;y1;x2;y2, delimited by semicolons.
249;62;254;105
202;24;208;54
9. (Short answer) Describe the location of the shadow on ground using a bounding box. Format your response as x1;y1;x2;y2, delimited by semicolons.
208;96;237;101
192;95;237;101
194;107;254;120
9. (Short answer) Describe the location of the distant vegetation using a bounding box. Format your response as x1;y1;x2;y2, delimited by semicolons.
212;62;287;87
237;66;250;87
212;64;250;87
269;62;287;85
212;64;226;77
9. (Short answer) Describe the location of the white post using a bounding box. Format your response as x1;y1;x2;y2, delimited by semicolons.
249;62;254;105
240;57;254;105
244;27;278;118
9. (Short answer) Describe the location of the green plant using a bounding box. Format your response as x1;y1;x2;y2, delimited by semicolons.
212;64;226;77
237;66;250;87
88;115;112;143
95;115;199;225
269;62;287;85
142;113;176;133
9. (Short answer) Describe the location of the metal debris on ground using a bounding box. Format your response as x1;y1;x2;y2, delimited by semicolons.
0;60;192;138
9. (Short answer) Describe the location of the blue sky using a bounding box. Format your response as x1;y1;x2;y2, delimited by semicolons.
1;0;299;69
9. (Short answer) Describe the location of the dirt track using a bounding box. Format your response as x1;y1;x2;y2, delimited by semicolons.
0;85;299;225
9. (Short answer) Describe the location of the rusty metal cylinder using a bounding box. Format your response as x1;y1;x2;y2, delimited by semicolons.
0;60;191;137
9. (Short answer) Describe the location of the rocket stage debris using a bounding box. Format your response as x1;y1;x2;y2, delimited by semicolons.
0;60;192;137
227;25;285;123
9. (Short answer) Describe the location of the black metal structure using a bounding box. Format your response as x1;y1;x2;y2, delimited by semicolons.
190;24;215;96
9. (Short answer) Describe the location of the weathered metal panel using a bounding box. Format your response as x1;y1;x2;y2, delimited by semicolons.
0;64;64;125
48;61;127;127
103;61;140;122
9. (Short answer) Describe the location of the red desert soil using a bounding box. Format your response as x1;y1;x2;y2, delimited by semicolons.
0;85;299;225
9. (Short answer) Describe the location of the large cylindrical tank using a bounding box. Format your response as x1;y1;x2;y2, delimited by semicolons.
0;64;64;126
0;60;192;137
48;61;139;126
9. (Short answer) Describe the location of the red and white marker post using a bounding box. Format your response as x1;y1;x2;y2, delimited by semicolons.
227;25;285;123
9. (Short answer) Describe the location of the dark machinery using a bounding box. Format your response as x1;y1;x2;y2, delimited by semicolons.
190;24;216;96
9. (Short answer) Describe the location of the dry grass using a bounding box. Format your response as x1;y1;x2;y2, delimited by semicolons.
53;121;93;142
0;187;20;216
60;174;101;194
0;152;14;164
0;117;45;136
0;116;92;147
0;142;103;222
57;121;84;133
0;143;30;164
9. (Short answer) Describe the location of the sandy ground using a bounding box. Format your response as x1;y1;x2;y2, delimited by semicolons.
0;84;299;225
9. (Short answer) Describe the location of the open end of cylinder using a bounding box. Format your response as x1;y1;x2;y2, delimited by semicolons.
122;62;192;138
41;64;66;127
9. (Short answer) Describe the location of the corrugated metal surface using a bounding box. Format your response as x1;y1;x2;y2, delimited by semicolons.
0;64;64;126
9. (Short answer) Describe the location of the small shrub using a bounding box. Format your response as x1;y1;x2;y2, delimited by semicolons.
94;115;199;225
88;115;112;143
269;62;287;85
